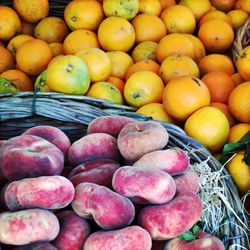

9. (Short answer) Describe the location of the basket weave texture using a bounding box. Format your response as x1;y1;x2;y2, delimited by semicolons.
0;1;250;249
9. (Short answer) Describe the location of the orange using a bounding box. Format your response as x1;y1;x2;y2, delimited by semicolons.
107;76;125;93
199;10;232;27
124;71;165;108
107;51;134;80
227;10;249;30
138;0;162;16
49;43;64;57
34;17;69;44
201;71;235;103
185;34;206;63
236;45;250;81
76;48;112;82
132;14;167;43
160;55;200;84
16;39;53;76
0;6;21;41
156;34;195;63
125;59;160;81
226;153;250;194
0;42;4;47
136;103;176;124
162;76;211;121
235;0;250;14
210;102;236;127
160;0;177;10
7;34;34;56
198;20;234;53
231;72;245;86
160;5;196;34
228;82;250;123
46;55;90;95
98;17;135;52
228;123;250;142
86;82;123;105
184;106;230;153
64;0;104;31
131;41;158;62
198;54;235;76
0;69;33;92
103;0;139;20
20;21;35;35
210;0;237;12
13;0;49;23
63;29;100;55
179;0;212;21
0;47;14;74
34;70;51;92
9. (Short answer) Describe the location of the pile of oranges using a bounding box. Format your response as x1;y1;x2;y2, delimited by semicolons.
0;0;249;193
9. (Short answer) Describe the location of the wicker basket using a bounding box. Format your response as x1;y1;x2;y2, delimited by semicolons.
0;1;249;249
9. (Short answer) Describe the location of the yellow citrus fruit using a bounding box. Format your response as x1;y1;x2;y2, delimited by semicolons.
86;81;123;105
184;106;230;153
162;76;211;121
97;16;135;52
46;55;90;95
103;0;139;20
228;123;250;143
64;0;104;31
49;43;64;57
131;41;158;62
227;10;249;31
236;45;250;81
226;153;250;194
34;17;69;44
160;5;196;34
160;54;200;84
7;34;34;57
0;47;14;74
107;51;134;80
124;70;165;108
0;6;21;41
228;82;250;123
235;0;250;14
76;48;112;82
136;103;176;124
139;0;162;16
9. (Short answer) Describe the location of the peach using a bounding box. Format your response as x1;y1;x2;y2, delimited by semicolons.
174;169;200;195
0;135;64;181
67;133;122;167
112;166;176;204
11;242;57;250
23;125;71;155
117;121;169;162
138;191;203;240
87;115;134;137
133;148;189;175
68;159;120;187
83;225;152;250
71;182;135;230
0;209;60;245
52;210;91;250
4;176;75;211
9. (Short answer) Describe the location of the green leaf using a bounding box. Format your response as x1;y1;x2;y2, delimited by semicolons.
192;225;200;234
179;232;196;241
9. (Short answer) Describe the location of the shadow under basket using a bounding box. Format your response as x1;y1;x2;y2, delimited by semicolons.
0;92;249;249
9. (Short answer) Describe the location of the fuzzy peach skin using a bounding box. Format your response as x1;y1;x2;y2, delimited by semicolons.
133;148;189;175
23;125;71;155
68;159;120;187
11;242;57;250
71;182;135;230
83;225;152;250
0;135;64;181
52;210;91;250
117;121;169;162
138;191;203;240
67;133;122;167
4;176;75;211
87;115;134;137
112;166;176;204
0;209;60;245
174;169;200;195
